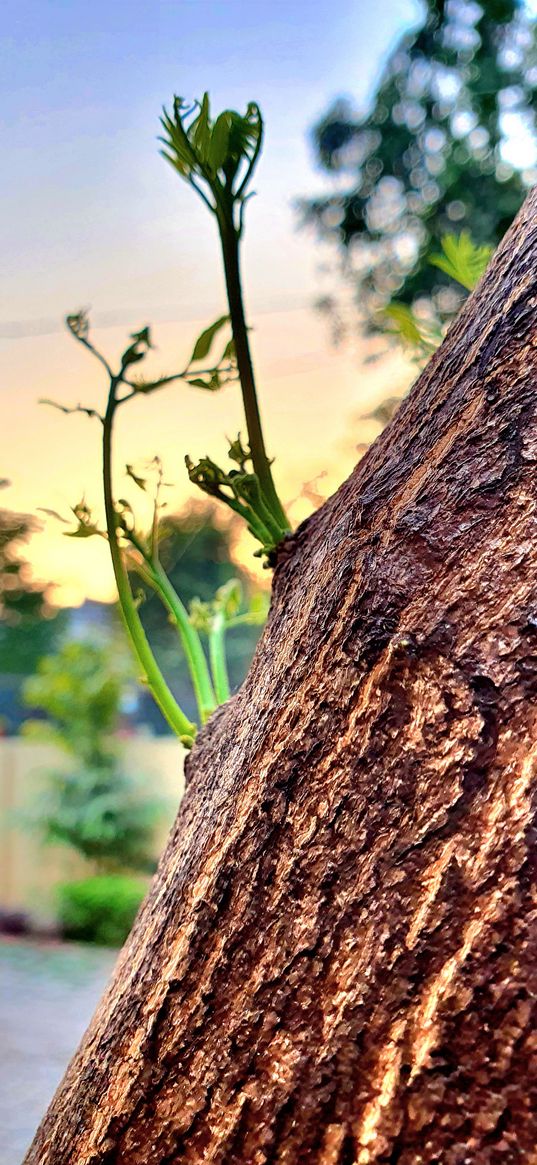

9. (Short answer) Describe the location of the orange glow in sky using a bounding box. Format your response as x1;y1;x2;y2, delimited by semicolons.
3;309;412;605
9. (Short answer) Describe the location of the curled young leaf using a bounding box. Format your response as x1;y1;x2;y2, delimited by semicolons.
120;327;153;371
208;112;232;173
126;465;147;491
66;310;90;340
228;434;250;470
185;454;227;497
64;499;103;539
233;472;262;506
191;92;211;164
188;596;213;635
160;94;263;203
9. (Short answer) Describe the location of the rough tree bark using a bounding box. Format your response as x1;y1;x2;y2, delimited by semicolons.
27;191;537;1165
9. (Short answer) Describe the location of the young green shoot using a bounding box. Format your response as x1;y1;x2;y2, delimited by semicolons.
159;93;290;546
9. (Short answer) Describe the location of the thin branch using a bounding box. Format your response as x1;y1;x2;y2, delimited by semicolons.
76;335;115;379
118;507;216;723
40;399;104;424
120;362;234;400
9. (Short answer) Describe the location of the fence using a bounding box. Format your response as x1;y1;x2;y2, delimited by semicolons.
0;737;184;923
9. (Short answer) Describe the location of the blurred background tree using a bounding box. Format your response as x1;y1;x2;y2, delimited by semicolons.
0;487;67;731
301;0;537;334
0;506;47;626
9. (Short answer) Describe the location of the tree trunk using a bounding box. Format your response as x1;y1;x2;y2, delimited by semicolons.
26;191;537;1165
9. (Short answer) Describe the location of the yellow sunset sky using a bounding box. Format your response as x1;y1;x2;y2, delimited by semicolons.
2;0;419;605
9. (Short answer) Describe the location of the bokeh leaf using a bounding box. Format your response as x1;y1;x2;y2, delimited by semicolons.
429;233;492;292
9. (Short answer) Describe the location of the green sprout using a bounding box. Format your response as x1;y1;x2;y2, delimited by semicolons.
41;94;499;753
159;93;290;543
41;94;298;746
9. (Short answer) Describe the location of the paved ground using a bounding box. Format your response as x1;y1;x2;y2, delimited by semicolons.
0;938;117;1164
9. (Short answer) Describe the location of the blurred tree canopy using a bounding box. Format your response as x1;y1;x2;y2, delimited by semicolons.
301;0;537;331
0;492;66;677
0;505;46;625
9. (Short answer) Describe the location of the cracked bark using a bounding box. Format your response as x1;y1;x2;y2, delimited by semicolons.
26;189;537;1165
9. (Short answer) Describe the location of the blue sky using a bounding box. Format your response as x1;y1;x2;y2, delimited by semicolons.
1;0;420;602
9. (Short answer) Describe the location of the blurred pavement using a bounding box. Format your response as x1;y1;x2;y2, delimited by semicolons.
0;939;116;1164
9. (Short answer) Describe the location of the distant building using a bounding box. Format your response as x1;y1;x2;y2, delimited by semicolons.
67;598;114;643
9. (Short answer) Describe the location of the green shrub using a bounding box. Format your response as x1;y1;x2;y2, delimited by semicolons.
23;639;164;873
58;875;148;947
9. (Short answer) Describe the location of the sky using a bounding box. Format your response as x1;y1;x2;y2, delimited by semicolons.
1;0;420;605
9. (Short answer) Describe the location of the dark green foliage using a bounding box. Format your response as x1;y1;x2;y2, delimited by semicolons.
29;762;161;872
0;500;67;684
0;507;47;624
23;640;162;871
57;874;147;946
0;609;67;680
302;0;537;329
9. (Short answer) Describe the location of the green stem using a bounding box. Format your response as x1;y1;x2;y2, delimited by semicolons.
227;612;265;629
209;611;230;703
217;216;289;533
124;531;216;723
216;490;274;548
243;481;287;545
103;384;196;743
150;561;217;723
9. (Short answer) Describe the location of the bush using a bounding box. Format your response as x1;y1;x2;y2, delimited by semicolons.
58;875;148;947
33;763;162;873
23;639;164;872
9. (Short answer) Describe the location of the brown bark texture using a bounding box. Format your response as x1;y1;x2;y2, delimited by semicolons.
27;191;537;1165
